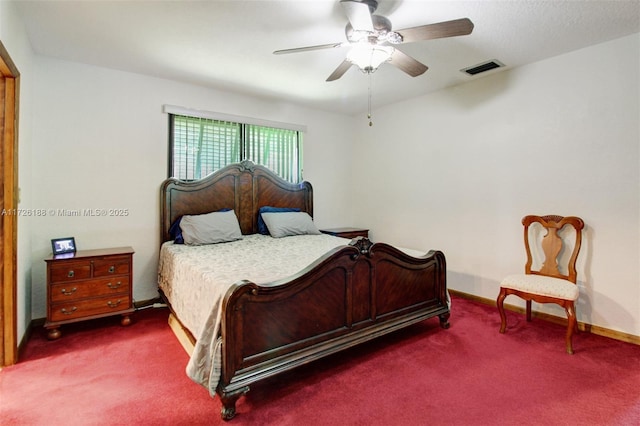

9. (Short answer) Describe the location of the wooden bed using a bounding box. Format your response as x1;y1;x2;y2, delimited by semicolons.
160;160;450;420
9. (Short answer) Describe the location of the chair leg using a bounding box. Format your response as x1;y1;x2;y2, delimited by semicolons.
565;302;576;355
497;288;508;333
526;300;532;322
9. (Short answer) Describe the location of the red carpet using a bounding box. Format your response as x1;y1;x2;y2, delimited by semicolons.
1;296;639;425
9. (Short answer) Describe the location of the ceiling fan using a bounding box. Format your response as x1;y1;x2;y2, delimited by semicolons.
273;0;474;82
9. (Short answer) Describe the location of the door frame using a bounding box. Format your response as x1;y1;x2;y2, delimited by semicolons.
0;40;20;367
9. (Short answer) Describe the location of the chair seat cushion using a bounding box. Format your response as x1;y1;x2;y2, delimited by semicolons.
500;274;579;300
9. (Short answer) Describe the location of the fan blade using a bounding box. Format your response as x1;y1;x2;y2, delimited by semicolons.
274;42;345;55
396;18;474;44
326;59;353;81
389;49;428;77
340;0;374;32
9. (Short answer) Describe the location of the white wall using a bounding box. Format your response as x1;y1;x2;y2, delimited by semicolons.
0;1;34;342
351;34;640;336
29;57;354;319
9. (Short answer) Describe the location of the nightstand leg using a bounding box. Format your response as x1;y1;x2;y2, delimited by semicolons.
47;327;61;340
120;314;131;326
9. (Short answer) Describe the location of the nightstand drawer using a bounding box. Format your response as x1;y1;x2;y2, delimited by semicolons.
93;256;131;277
50;294;132;322
50;276;130;303
49;263;92;283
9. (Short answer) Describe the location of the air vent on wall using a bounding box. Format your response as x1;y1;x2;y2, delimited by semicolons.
461;60;505;76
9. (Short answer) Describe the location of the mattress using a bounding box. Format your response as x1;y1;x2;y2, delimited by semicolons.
158;234;354;335
158;233;430;396
158;233;352;395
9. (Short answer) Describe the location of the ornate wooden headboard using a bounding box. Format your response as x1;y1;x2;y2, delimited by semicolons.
160;161;313;243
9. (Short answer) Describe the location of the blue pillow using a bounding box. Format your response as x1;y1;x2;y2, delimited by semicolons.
170;208;231;244
169;217;184;244
258;206;300;235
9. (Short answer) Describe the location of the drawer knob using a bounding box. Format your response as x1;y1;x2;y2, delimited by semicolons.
67;270;75;278
108;266;116;273
61;307;77;315
107;281;122;289
61;287;77;296
107;299;122;308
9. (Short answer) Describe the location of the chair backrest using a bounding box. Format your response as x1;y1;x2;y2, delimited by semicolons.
522;215;585;283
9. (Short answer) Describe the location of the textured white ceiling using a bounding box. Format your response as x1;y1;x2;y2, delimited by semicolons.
14;0;640;115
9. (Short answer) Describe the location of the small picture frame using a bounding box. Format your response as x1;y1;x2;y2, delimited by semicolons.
51;237;76;255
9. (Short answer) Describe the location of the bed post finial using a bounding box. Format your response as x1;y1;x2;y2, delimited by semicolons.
238;159;256;172
349;236;374;258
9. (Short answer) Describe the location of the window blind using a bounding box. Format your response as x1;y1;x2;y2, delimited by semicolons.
169;114;303;183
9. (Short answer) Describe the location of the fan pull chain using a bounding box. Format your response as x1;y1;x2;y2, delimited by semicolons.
367;72;373;126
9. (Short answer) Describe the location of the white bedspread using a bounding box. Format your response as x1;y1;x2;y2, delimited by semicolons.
158;233;352;396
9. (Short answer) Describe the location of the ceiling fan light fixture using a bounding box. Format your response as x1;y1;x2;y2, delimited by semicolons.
347;44;394;73
385;31;403;44
346;28;371;43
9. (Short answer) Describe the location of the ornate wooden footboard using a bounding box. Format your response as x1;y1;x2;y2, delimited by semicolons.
160;161;449;420
217;238;448;420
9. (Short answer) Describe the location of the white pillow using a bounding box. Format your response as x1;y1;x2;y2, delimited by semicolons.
261;212;321;238
179;210;242;245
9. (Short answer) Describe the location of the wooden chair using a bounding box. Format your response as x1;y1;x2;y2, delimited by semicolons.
497;215;585;354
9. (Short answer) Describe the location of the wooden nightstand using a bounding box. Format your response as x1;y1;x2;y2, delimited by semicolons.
320;227;369;239
44;246;135;340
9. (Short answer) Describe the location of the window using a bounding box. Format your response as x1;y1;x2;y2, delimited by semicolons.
169;114;303;183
